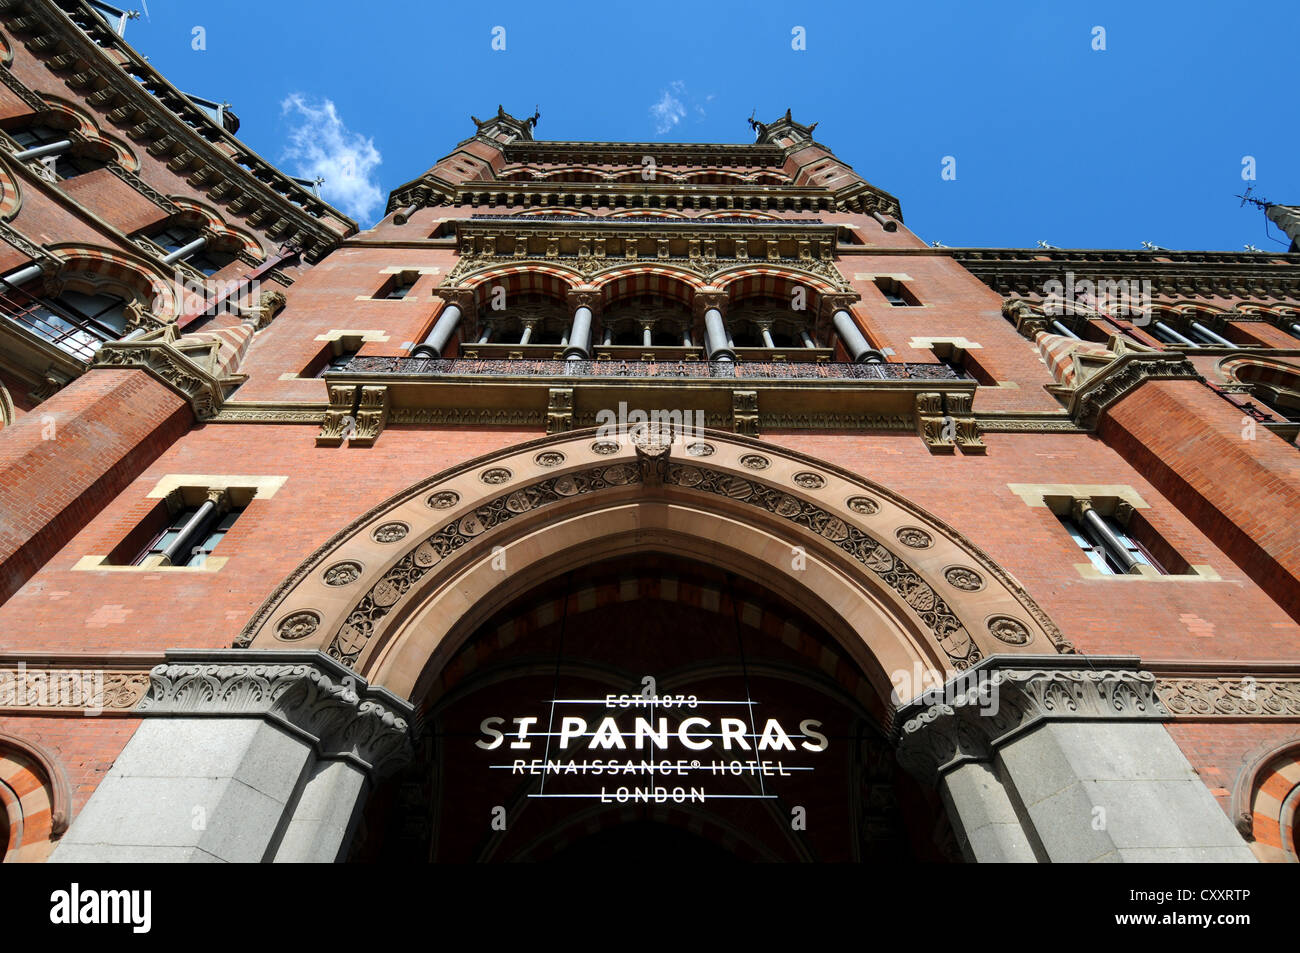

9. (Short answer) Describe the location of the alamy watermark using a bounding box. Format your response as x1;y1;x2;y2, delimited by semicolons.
1042;271;1153;323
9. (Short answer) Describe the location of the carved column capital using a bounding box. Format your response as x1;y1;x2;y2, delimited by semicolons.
433;286;476;312
565;288;601;312
819;292;860;320
692;290;729;319
135;649;414;778
895;656;1167;784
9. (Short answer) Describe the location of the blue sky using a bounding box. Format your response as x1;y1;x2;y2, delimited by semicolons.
120;0;1297;250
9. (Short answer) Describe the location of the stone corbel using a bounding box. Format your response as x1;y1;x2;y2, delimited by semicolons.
546;387;574;434
1003;299;1048;340
1068;351;1200;430
895;656;1167;785
350;385;390;447
317;383;358;447
732;389;759;436
915;391;954;453
135;650;414;779
92;336;225;419
239;290;287;331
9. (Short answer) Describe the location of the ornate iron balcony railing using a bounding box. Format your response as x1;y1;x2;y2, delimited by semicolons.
335;357;968;381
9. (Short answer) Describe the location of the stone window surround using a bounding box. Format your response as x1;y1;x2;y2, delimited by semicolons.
854;272;929;308
1007;483;1215;581
354;266;442;303
72;474;287;574
280;331;391;380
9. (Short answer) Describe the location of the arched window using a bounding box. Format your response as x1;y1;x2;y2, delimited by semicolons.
9;123;108;179
12;288;129;360
147;223;238;276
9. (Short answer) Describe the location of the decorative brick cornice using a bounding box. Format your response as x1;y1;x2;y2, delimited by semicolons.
0;0;356;258
895;656;1166;783
136;649;414;777
1067;351;1201;430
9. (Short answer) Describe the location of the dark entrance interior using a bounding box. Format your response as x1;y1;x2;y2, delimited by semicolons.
350;553;957;862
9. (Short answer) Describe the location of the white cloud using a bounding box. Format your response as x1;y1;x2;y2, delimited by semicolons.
280;94;383;222
650;81;687;134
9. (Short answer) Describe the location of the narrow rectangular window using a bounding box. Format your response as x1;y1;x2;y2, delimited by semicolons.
874;277;920;307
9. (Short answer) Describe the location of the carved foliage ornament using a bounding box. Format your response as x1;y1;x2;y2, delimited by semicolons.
320;461;1000;670
323;562;362;587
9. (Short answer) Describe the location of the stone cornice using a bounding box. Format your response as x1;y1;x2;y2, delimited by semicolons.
1067;351;1201;430
504;141;789;166
953;247;1300;301
895;656;1167;783
136;649;414;778
388;180;901;218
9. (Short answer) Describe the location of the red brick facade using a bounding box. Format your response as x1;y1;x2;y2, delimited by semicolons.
0;2;1297;863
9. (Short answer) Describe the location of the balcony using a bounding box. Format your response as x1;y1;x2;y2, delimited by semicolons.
335;357;968;382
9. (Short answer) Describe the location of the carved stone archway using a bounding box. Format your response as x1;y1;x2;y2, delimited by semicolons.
236;426;1069;705
56;430;1255;863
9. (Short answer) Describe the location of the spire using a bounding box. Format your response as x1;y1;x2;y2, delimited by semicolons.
750;109;818;147
469;105;538;143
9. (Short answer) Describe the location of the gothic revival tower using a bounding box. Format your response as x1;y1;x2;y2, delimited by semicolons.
1;6;1298;864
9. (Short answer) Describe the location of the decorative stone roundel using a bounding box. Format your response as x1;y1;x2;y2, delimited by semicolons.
686;442;715;457
480;467;513;485
944;567;985;592
323;561;362;587
987;615;1032;646
740;454;770;471
535;451;565;467
896;527;933;549
847;496;880;515
591;441;619;455
372;522;409;544
277;611;320;641
792;472;825;490
426;491;459;509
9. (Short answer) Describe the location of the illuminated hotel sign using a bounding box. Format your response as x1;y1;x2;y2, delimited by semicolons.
477;690;827;804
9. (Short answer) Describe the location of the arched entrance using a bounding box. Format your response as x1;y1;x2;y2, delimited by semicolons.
347;552;956;862
228;424;1065;862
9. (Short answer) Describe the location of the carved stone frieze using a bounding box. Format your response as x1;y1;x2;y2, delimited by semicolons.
0;662;151;712
1155;675;1300;718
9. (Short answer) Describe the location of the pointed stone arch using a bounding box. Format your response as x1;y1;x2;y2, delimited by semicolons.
236;428;1069;704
